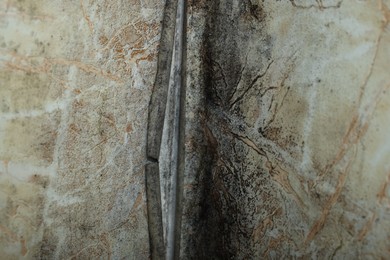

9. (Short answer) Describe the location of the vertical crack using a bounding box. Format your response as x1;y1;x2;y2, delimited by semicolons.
145;0;187;259
162;0;186;259
144;0;178;259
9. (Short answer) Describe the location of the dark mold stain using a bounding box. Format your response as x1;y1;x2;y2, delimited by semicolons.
191;1;274;256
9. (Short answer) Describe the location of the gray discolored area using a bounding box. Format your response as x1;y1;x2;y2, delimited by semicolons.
1;0;390;259
180;1;278;258
178;0;390;259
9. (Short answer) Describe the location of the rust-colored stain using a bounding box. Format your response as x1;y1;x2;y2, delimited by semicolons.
80;0;94;33
0;224;18;242
3;51;123;82
377;172;390;203
126;123;133;133
358;213;377;241
131;192;143;213
20;238;27;256
1;0;390;258
305;157;354;244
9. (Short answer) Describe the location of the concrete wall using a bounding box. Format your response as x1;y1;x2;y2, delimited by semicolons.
181;0;390;258
1;0;389;258
0;0;164;258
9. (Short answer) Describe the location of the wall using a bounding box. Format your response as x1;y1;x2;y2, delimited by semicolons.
181;0;390;258
0;0;164;258
1;0;389;259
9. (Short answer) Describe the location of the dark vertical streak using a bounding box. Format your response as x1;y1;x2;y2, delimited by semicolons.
166;0;186;259
145;163;165;259
146;0;178;160
145;0;178;259
174;1;187;259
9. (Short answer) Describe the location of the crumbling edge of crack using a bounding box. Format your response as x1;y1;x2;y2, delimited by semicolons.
163;0;186;259
144;0;178;259
144;0;187;259
173;2;187;258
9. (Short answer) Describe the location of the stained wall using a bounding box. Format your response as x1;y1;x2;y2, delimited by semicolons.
0;0;164;258
181;0;390;258
1;0;390;259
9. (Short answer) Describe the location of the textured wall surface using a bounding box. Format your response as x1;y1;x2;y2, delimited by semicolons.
181;0;390;258
0;0;164;258
1;0;390;259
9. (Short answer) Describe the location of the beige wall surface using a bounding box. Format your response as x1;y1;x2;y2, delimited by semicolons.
1;0;390;259
0;0;164;258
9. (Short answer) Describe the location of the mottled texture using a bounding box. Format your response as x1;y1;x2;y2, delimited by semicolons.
1;0;390;259
180;0;390;258
0;0;164;258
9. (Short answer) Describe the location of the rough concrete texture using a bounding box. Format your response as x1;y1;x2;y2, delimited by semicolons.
0;0;164;258
1;0;390;259
181;0;390;258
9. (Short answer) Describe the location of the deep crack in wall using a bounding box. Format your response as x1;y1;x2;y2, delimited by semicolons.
1;0;390;259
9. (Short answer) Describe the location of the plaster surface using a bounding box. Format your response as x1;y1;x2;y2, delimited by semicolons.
0;0;164;258
181;0;390;258
1;0;390;259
